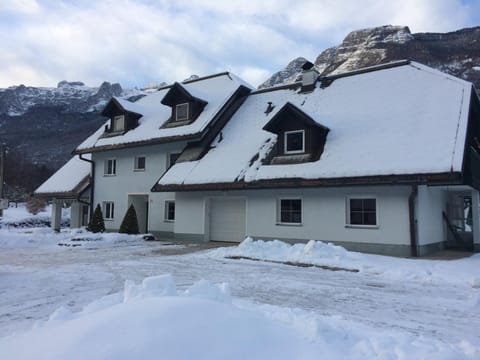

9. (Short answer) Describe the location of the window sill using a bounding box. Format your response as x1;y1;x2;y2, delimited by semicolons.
100;130;127;138
105;218;114;221
276;222;302;227
164;219;175;223
345;224;379;229
161;119;193;128
103;174;116;177
284;150;305;155
133;169;145;172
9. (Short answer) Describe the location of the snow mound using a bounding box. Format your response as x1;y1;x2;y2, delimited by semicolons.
211;237;359;271
1;274;477;359
210;238;480;286
124;274;177;302
0;276;318;360
184;278;231;303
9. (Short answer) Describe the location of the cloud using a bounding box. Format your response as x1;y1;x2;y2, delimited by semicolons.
0;0;478;88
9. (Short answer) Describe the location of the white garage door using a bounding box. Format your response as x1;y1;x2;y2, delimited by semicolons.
210;198;246;242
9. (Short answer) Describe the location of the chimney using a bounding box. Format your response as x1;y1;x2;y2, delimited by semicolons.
300;61;318;93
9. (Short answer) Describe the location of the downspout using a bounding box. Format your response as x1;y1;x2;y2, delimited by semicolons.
79;154;95;221
408;185;418;257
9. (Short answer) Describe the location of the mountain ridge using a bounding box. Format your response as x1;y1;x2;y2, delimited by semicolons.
259;25;480;89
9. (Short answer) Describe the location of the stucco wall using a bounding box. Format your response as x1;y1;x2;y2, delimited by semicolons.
173;186;412;246
416;185;448;246
174;192;207;238
92;142;187;234
245;186;411;246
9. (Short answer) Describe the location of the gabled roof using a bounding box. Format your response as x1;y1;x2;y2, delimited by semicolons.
101;97;144;117
74;72;252;154
160;82;208;107
262;102;329;133
155;61;475;191
35;155;91;198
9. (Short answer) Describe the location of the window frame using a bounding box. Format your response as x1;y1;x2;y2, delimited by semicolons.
284;130;305;154
134;155;146;172
103;201;115;221
175;103;189;122
277;198;302;225
346;196;378;228
164;200;175;222
112;115;125;132
167;152;181;169
104;158;116;176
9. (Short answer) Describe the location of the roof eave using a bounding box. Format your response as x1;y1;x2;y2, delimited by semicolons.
73;132;203;155
34;175;91;199
152;172;463;192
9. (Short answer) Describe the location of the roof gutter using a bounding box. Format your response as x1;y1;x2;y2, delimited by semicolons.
408;185;418;257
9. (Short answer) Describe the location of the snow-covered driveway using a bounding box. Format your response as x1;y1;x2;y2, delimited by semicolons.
1;231;478;353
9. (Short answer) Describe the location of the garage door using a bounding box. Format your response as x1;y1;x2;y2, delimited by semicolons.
210;198;246;242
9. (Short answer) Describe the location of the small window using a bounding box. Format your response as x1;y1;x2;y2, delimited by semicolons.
103;201;115;220
134;156;146;171
104;159;116;176
113;115;125;132
165;201;175;221
347;197;377;226
284;130;305;154
167;152;181;168
278;198;302;224
175;103;189;121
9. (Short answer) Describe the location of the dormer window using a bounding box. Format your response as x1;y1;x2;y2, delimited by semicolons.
113;115;125;132
263;102;329;165
175;103;189;122
284;130;305;154
161;82;208;128
100;98;143;138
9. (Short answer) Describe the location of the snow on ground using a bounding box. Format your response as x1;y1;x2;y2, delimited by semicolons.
0;206;479;359
211;237;480;287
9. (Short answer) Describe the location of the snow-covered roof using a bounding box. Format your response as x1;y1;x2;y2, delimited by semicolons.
110;96;144;115
75;73;251;153
157;62;474;188
35;155;91;197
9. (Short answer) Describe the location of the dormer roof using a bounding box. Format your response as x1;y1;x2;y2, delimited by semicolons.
161;82;208;108
101;97;144;117
263;102;329;134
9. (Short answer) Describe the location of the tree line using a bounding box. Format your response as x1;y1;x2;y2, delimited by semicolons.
3;147;55;201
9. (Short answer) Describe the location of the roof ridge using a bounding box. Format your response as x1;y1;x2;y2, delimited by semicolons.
155;72;234;91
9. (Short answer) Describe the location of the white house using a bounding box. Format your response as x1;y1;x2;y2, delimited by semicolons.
36;72;251;236
36;60;480;256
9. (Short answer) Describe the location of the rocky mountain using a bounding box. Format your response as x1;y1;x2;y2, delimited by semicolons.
0;80;143;116
259;25;480;90
0;81;146;171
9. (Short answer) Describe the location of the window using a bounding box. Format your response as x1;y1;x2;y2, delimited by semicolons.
167;152;181;168
284;130;305;154
165;201;175;221
134;156;146;171
278;198;302;224
175;103;189;121
347;197;377;226
103;201;115;220
104;159;116;176
113;115;125;132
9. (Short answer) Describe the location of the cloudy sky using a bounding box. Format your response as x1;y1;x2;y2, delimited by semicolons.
1;0;479;89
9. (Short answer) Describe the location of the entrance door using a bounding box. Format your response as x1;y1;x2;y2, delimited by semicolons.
446;192;474;250
128;195;149;234
209;198;246;242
